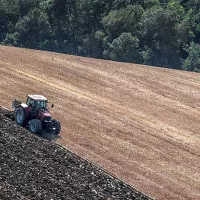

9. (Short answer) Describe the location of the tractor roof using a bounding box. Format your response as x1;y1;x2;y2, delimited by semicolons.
28;95;47;101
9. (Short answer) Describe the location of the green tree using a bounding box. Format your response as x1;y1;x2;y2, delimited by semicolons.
168;0;185;16
18;0;40;16
104;32;142;63
0;0;20;41
14;8;52;49
47;0;79;54
140;7;181;69
185;0;200;11
183;43;200;72
102;5;144;38
112;0;159;10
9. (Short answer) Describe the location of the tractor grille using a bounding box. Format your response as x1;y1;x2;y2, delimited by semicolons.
44;116;51;121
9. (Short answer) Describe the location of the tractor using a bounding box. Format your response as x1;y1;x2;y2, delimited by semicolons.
12;95;61;135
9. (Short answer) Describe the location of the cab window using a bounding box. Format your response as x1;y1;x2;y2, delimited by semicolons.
36;101;46;108
26;97;30;105
27;98;35;106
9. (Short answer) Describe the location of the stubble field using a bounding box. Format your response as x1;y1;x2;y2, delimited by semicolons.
0;45;200;199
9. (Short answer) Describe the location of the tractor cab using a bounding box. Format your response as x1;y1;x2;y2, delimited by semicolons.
26;95;47;110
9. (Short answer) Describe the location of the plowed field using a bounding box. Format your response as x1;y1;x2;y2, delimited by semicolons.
0;45;200;200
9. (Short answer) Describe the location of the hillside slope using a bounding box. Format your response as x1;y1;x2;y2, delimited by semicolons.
0;45;200;199
0;108;151;200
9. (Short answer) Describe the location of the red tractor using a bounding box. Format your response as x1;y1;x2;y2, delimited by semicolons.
13;95;61;135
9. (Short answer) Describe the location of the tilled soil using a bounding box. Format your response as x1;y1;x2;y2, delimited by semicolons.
0;108;152;200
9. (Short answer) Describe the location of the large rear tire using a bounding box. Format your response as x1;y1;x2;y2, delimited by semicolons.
29;119;42;134
15;108;26;126
53;119;61;135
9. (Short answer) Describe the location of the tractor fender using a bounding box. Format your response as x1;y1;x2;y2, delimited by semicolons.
16;104;29;117
21;103;28;108
21;104;29;116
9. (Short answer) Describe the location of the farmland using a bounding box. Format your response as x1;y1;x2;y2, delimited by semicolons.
0;45;200;199
0;108;151;200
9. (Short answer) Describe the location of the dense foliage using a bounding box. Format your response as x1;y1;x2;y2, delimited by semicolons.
1;0;200;71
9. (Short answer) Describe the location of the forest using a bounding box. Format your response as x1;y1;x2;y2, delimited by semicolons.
0;0;200;71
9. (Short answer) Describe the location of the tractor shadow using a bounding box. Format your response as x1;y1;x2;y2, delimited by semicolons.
38;131;61;141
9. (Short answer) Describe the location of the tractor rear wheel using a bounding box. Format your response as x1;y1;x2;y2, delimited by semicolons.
15;108;26;126
53;119;61;135
29;119;42;134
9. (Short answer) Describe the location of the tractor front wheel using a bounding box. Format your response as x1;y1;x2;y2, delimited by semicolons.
15;108;26;126
29;119;42;134
53;119;61;135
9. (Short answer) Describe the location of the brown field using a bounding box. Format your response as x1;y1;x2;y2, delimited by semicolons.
0;45;200;200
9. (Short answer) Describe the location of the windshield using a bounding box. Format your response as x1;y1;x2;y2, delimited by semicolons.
35;100;46;109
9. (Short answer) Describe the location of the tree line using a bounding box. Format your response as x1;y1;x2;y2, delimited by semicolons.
1;0;200;72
